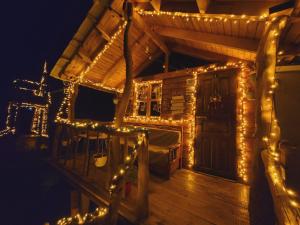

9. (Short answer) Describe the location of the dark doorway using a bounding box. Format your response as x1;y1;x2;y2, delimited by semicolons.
15;108;34;135
194;70;237;179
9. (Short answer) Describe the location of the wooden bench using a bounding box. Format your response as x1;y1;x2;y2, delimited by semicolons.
147;128;182;179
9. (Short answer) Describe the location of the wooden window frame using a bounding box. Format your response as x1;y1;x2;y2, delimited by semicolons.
134;80;162;118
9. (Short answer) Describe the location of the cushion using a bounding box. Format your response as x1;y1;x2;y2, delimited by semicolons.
148;128;180;147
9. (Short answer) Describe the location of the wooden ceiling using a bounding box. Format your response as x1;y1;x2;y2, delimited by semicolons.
51;0;300;92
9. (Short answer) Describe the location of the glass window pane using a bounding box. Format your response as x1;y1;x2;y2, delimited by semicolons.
150;101;161;116
151;83;162;100
137;85;149;101
137;102;147;116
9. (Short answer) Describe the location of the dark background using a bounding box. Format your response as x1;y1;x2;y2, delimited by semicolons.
0;0;93;128
0;0;212;128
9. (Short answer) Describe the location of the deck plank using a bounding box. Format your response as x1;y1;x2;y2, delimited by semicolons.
144;170;249;225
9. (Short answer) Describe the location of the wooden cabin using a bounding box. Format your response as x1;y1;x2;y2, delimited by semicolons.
49;1;300;224
0;62;50;140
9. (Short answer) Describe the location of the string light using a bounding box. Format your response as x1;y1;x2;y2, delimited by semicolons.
55;82;75;124
0;102;49;138
237;64;252;182
57;208;108;225
135;9;269;23
0;64;50;138
258;16;300;211
78;21;127;89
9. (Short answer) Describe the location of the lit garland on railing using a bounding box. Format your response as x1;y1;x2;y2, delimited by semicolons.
56;124;146;225
259;17;300;209
109;133;143;193
135;9;269;23
78;21;127;84
57;208;108;225
262;80;300;209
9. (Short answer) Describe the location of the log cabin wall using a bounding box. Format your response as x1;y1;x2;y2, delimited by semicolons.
125;63;256;182
125;73;194;167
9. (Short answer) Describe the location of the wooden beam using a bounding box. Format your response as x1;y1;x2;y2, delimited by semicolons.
135;64;239;82
196;0;210;13
52;0;115;78
133;11;169;54
95;26;111;41
293;0;300;16
164;53;169;72
78;48;93;64
153;25;258;59
102;34;147;85
171;44;239;62
150;0;161;11
115;51;162;88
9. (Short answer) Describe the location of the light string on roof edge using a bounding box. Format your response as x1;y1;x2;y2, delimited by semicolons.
135;9;269;23
77;21;127;93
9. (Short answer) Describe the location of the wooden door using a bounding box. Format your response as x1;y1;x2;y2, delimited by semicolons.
194;71;236;179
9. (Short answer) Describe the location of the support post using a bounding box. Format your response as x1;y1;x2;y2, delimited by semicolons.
70;190;80;216
52;125;63;160
80;193;90;214
164;53;169;73
69;84;78;122
136;133;149;220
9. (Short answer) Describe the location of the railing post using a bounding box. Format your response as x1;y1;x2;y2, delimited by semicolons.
52;124;62;160
136;132;149;220
70;190;80;216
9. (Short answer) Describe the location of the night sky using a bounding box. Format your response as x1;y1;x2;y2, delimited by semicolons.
0;0;212;128
0;1;93;127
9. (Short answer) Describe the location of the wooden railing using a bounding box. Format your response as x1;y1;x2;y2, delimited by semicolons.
51;122;149;224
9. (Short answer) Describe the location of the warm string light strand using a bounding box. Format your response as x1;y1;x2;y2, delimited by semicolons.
77;21;127;93
237;65;252;182
135;9;269;23
0;74;50;138
57;208;108;225
261;76;300;208
55;82;75;124
56;124;146;225
0;102;48;138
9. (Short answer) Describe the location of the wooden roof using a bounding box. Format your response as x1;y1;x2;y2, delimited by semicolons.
51;0;300;92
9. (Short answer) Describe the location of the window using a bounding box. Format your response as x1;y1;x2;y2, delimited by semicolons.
135;81;162;117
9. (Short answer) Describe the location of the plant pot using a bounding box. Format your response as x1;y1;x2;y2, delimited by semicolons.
94;154;107;168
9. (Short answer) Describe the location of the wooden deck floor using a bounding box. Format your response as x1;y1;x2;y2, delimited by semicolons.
145;170;249;225
51;155;249;225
